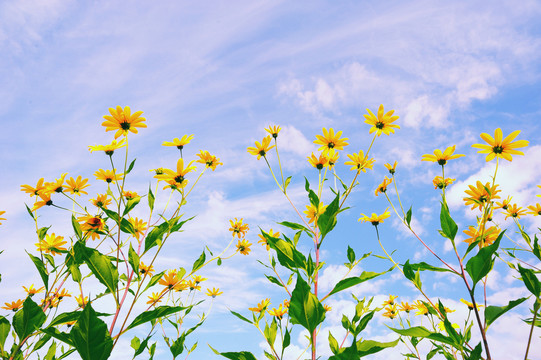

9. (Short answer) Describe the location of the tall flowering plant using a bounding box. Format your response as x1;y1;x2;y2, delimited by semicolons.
0;106;245;360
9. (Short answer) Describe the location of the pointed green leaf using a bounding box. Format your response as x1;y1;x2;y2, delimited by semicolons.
326;268;391;298
518;264;540;297
72;215;83;240
13;297;46;340
192;250;206;273
209;345;258;360
440;202;457;240
128;243;140;274
125;306;187;332
289;276;325;333
126;159;137;175
405;206;412;226
27;252;48;291
77;242;118;295
485;297;527;327
123;196;141;216
465;234;502;287
230;311;253;325
70;303;113;360
0;316;10;349
148;186;155;211
356;338;399;357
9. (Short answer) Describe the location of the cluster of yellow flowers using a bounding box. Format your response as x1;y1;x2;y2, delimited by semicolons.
229;218;252;255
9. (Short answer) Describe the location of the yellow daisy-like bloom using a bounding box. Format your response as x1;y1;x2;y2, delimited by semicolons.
472;128;529;162
384;161;397;175
323;304;332;312
258;229;280;251
53;288;71;300
1;299;24;312
307;152;329;170
249;298;270;313
282;299;290;308
382;294;398;307
65;176;90;196
421;145;465;165
460;298;483;310
433;176;455;190
304;203;327;224
45;173;68;194
139;262;154;276
326;149;339;168
94;169;123;184
527;203;541;216
463;225;500;248
75;295;88;308
229;218;249;238
344;150;375;172
504;204;527;220
146;292;162;305
36;233;67;256
265;125;281;138
21;178;46;197
129;217;148;240
192;275;207;284
23;285;44;296
268;304;288;319
247;135;275;160
398;302;415;313
77;215;105;240
375;176;393;196
0;210;5;225
206;287;223;298
159;270;183;290
494;196;512;210
364;104;400;136
382;305;398;319
413;300;429;316
32;192;53;212
187;280;201;291
196;150;223;171
162;135;194;150
236;239;252;255
88;138;127;156
123;190;139;200
155;158;196;188
359;209;391;226
438;321;460;332
314;128;349;154
102;106;147;139
463;181;501;211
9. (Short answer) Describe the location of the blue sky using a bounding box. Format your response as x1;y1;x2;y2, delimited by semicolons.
1;1;541;359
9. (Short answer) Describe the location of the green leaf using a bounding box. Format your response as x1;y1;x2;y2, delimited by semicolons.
265;275;283;287
289;276;325;333
347;246;355;263
125;306;186;332
518;264;540;297
467;343;483;360
403;260;422;290
263;318;278;346
72;215;83;240
0;316;10;349
440;202;457;240
405;206;412;226
317;193;340;239
70;302;113;360
40;327;74;347
355;311;375;336
389;326;459;348
148;185;155;211
407;261;454;273
27;252;48;291
485;297;528;327
123;196;141;216
128;243;140;274
76;242;119;295
126;159;137;175
278;221;310;232
264;231;306;270
209;345;258;360
230;310;253;325
170;335;185;358
465;233;502;288
284;176;292;191
283;328;291;349
38;226;50;240
43;340;56;360
329;331;339;354
13;297;46;340
191;250;206;273
326;269;391;298
356;338;399;357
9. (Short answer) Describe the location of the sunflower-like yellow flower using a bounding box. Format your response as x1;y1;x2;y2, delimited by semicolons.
375;177;393;196
146;292;162;305
472;128;529;162
53;288;71;300
384;161;397;175
463;181;501;211
35;233;67;256
247;136;275;160
413;300;429;316
45;173;68;194
75;295;88;308
504;204;527;220
0;211;5;225
159;270;183;290
23;285;44;296
129;217;148;240
229;218;249;238
359;209;391;226
314;128;349;154
94;169;123;184
494;196;512;210
162;135;194;150
460;298;483;310
304;203;327;224
77;215;105;240
187;280;201;291
65;176;90;196
236;239;252;255
192;275;207;284
527;203;541;216
102;106;147;139
344;150;375;172
1;299;24;311
139;262;155;276
382;295;398;306
21;178;46;197
307;152;329;170
382;304;398;319
433;176;455;190
265;125;281;138
364;105;400;136
88;138;127;155
196;150;223;171
326;150;339;168
463;224;500;248
206;287;223;298
398;302;415;313
258;229;280;251
422;145;465;165
268;304;288;319
31;192;53;212
249;298;270;313
155;158;197;188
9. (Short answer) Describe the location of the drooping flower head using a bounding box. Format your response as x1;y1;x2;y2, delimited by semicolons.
196;150;223;171
247;136;275;160
31;192;53;212
472;128;529;162
463;181;501;211
102;106;147;139
359;209;391;226
375;177;393;196
364;105;400;136
162;135;194;151
88;138;127;156
344;150;375;172
421;145;465;165
314;128;349;154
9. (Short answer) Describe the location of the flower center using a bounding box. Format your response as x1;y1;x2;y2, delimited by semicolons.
174;175;185;183
492;145;503;154
437;159;447;166
327;142;335;148
259;150;266;157
120;121;131;130
376;122;385;129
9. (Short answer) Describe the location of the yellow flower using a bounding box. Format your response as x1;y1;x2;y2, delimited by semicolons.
229;218;249;238
359;209;390;226
504;204;527;220
88;138;127;155
236;239;252;255
413;300;429;316
433;176;455;190
438;321;460;332
155;158;196;188
65;176;90;196
463;225;500;248
146;292;162;305
463;181;501;211
382;304;398;319
344;150;375;172
314;128;349;154
159;270;183;290
77;215;105;240
527;203;541;216
53;288;71;300
139;262;154;276
265;125;281;138
123;190;139;200
421;145;465;165
196;150;223;171
382;294;398;306
398;302;415;313
187;280;201;291
102;106;147;139
258;229;280;251
192;275;207;284
21;178;46;197
307;152;329;170
304;203;327;224
1;299;24;311
472;128;529;162
23;285;44;296
323;304;332;312
129;217;148;240
45;173;68;194
375;176;393;196
36;233;67;256
384;161;397;174
94;169;123;184
162;135;194;150
75;295;88;308
247;136;275;160
32;192;53;212
268;304;288;319
363;105;400;136
460;298;483;310
0;211;5;225
249;298;270;313
326;150;339;168
206;287;223;298
494;196;512;210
